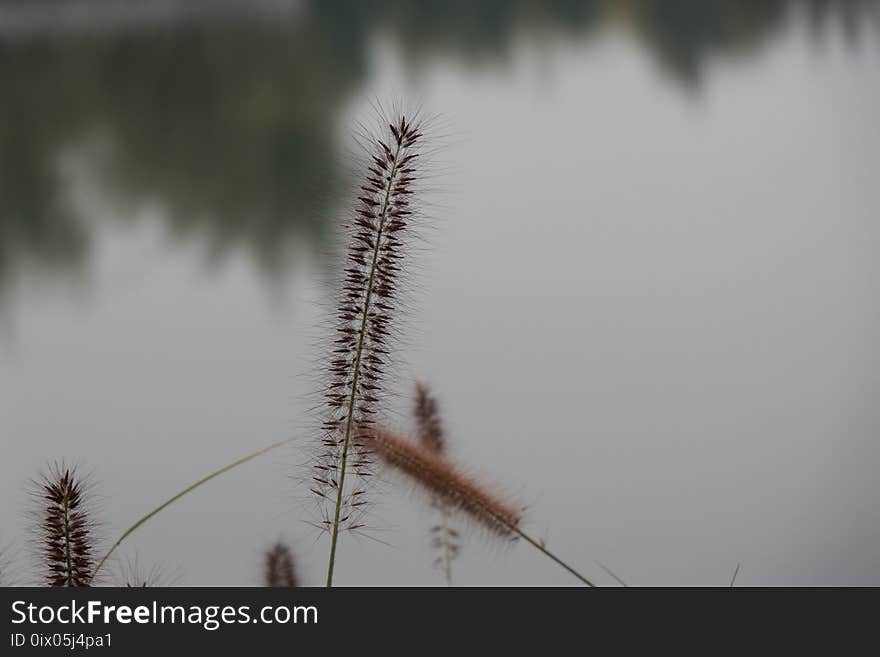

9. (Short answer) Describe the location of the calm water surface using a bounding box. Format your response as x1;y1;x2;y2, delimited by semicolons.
1;2;878;585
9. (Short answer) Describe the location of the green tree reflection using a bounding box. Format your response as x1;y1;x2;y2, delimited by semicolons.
0;0;874;295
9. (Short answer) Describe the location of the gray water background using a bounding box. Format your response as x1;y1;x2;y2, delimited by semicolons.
1;1;879;585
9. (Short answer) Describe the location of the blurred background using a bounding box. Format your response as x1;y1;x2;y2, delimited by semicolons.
1;0;878;585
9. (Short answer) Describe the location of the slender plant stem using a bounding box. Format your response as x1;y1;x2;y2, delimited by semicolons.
730;562;741;587
513;526;595;587
326;140;401;587
92;438;293;578
443;548;453;586
442;533;453;587
443;514;453;587
596;560;628;587
438;505;453;586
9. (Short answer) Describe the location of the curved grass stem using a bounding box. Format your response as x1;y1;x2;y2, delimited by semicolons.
513;527;595;587
92;437;293;579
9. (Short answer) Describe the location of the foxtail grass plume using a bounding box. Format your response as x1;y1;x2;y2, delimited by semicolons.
414;382;461;584
365;428;522;538
414;382;446;455
367;428;596;586
315;112;427;586
33;465;97;587
264;542;299;587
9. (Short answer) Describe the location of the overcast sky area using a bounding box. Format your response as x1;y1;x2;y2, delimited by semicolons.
1;3;878;585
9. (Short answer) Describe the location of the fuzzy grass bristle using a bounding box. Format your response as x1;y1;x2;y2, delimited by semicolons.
316;111;429;586
115;556;174;587
363;428;522;538
264;542;299;588
33;465;97;587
